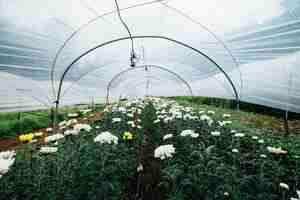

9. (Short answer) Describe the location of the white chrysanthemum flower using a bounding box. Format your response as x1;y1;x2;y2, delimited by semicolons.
68;113;78;118
44;134;64;143
230;130;237;133
137;163;143;172
95;126;100;129
64;129;80;136
190;133;199;138
260;154;267;158
290;190;300;200
137;109;142;114
224;192;229;196
258;139;265;144
267;146;288;155
200;114;214;126
180;129;195;137
74;124;92;132
46;127;53;132
163;134;173;140
279;182;289;190
211;131;221;136
154;144;176;160
163;117;173;123
218;121;232;126
127;113;134;118
223;120;232;125
137;125;142;129
94;131;118;144
58;121;67;127
0;151;16;160
200;114;211;121
234;133;245;137
112;118;122;123
127;121;136;127
223;114;231;118
207;110;215;115
118;107;127;113
154;119;160;124
232;149;239;153
66;119;78;126
40;147;58;154
252;136;259;140
0;151;16;178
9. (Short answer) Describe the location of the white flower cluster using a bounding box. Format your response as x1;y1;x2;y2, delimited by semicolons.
154;144;176;160
218;120;232;127
223;113;231;118
211;131;221;136
291;190;300;200
80;109;92;115
44;134;64;143
46;127;53;132
94;131;118;144
279;182;289;190
163;134;173;140
200;114;214;126
180;130;199;138
207;110;215;115
112;118;122;123
68;113;79;118
234;133;245;137
58;119;78;130
40;147;58;154
64;123;92;136
0;151;16;179
74;123;92;132
267;146;288;155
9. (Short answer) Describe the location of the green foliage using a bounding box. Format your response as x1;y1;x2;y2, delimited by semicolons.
0;116;136;200
0;105;102;139
0;99;299;200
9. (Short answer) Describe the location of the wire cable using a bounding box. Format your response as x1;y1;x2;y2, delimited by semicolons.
113;0;136;66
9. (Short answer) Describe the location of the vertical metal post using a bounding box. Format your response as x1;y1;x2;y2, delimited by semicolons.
53;101;59;134
284;110;289;136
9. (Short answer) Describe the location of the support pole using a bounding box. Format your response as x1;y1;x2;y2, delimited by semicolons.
53;101;60;134
284;110;289;136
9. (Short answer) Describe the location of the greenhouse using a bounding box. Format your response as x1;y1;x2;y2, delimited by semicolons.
0;0;299;199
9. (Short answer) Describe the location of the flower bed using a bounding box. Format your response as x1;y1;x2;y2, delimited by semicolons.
0;97;299;200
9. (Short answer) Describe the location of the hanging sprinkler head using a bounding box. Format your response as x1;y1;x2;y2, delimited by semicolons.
130;51;137;67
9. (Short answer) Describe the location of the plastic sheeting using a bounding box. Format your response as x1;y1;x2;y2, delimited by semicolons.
0;0;299;112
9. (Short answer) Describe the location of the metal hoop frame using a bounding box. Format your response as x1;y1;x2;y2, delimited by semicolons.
105;64;194;104
55;36;240;108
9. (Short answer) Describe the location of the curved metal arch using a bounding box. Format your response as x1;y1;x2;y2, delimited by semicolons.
50;0;241;100
56;35;240;110
61;60;234;102
106;64;194;103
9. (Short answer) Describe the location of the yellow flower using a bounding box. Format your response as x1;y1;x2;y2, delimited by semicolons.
123;132;133;140
19;133;34;142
